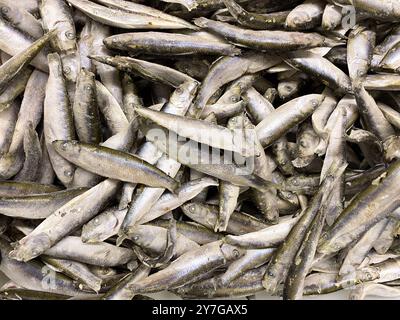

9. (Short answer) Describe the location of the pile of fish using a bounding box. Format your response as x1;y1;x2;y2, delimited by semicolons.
2;0;400;301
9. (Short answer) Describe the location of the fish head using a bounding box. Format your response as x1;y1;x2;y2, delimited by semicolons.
81;213;118;243
383;136;400;162
220;243;246;262
52;140;81;157
61;52;80;83
227;114;244;130
356;266;381;283
278;80;299;100
9;232;51;262
286;11;313;30
77;67;95;83
181;202;204;220
172;80;199;104
126;225;156;248
102;35;125;51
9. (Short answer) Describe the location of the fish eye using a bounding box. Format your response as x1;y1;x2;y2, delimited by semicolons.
232;249;240;258
65;32;76;40
64;66;71;74
64;170;73;177
1;6;9;14
32;248;41;256
61;142;69;150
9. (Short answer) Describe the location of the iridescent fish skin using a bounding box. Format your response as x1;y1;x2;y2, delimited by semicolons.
52;140;180;193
